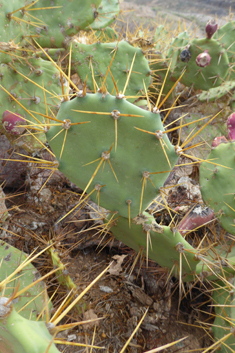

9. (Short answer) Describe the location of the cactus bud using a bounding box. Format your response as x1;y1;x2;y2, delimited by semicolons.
180;45;191;62
205;19;218;39
227;113;235;141
212;136;228;148
2;110;27;135
178;206;214;235
196;50;211;67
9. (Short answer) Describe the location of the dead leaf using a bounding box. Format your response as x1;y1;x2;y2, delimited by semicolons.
83;309;100;329
108;254;128;275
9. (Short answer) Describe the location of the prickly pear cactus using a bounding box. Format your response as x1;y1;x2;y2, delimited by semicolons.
200;141;235;235
167;31;189;71
29;0;102;48
172;37;229;90
107;211;199;280
0;241;50;320
71;40;151;101
214;21;235;80
212;280;235;353
199;81;235;102
46;91;179;218
0;1;28;44
0;57;63;151
89;0;120;30
0;299;60;353
0;58;61;120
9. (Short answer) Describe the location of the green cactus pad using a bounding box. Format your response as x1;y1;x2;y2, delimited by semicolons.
0;1;28;44
200;141;235;234
47;244;86;313
172;38;229;90
30;0;102;48
71;41;151;101
0;304;59;353
199;81;235;102
211;280;235;353
180;100;230;159
154;25;170;53
0;58;61;120
167;31;189;71
150;52;176;101
108;211;199;280
89;0;120;30
93;27;118;41
109;212;235;281
46;92;178;218
214;21;235;80
195;242;235;281
0;241;49;320
0;57;62;151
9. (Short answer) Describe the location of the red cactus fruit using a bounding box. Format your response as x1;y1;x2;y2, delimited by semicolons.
178;205;214;235
2;111;27;135
205;19;218;39
212;136;228;148
196;50;211;67
227;113;235;141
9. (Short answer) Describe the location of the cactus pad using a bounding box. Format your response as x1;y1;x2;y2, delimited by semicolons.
200;141;235;234
0;303;59;353
0;241;49;320
89;0;120;30
172;38;229;90
46;92;179;218
71;41;151;101
211;280;235;353
30;0;102;48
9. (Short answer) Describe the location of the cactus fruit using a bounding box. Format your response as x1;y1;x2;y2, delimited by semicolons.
195;50;211;67
2;111;27;135
227;113;235;141
212;136;228;148
177;205;214;235
205;19;218;39
179;46;191;62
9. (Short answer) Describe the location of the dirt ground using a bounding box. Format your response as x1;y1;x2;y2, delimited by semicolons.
0;140;217;352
